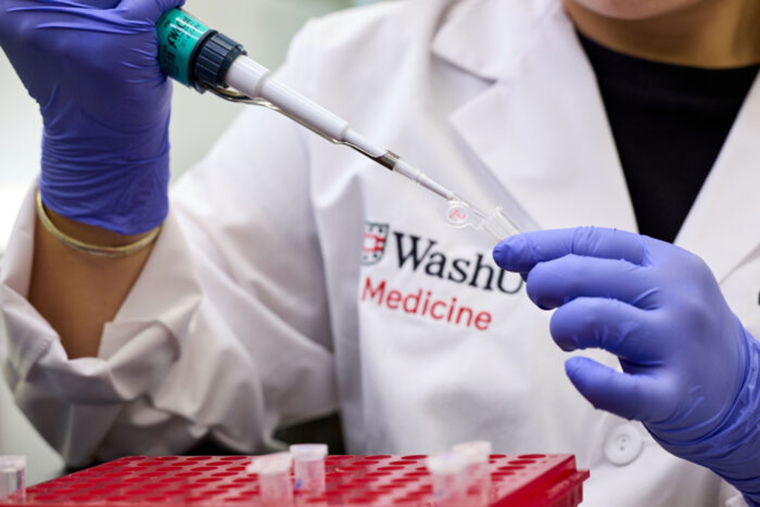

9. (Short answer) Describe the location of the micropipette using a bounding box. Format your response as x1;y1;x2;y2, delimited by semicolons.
156;10;520;242
157;9;456;202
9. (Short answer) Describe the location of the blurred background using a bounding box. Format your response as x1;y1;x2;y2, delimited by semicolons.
0;0;378;485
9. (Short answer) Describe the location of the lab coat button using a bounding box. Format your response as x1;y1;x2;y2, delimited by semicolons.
603;424;643;466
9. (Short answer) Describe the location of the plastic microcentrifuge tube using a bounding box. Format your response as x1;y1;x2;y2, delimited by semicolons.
289;444;328;496
452;441;493;505
0;456;26;502
445;199;520;245
247;452;294;505
426;453;467;507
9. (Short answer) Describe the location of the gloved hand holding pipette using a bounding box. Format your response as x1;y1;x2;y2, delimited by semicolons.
0;0;184;235
493;227;760;504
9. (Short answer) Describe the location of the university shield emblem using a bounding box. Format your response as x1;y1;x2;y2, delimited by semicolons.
363;222;390;266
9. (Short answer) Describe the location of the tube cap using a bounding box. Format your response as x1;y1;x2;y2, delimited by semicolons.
289;444;328;462
452;441;493;465
247;453;293;476
0;456;26;472
426;453;466;475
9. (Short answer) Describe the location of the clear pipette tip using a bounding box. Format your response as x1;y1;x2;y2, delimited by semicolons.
390;157;456;201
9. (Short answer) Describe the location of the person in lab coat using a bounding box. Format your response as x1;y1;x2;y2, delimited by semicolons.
1;0;759;505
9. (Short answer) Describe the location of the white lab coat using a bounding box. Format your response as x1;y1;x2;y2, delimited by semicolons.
0;0;755;505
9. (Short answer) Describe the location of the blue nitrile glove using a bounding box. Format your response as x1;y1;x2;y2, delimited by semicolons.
493;227;760;503
0;0;185;235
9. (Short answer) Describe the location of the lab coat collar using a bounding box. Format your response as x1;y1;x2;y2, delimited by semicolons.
435;0;760;282
676;75;760;282
436;0;637;233
432;0;557;82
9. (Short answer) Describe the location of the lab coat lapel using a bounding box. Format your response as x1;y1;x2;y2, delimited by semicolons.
434;0;636;232
676;76;760;282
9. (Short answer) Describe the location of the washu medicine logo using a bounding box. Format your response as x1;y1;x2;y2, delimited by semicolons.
359;221;523;332
363;223;390;266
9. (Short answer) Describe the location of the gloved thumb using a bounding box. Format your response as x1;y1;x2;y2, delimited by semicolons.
565;356;658;422
119;0;186;22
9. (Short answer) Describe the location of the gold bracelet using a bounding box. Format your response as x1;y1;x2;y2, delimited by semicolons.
36;190;160;258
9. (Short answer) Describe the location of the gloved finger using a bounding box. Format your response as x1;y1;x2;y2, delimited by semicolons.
550;297;661;363
565;356;660;421
119;0;186;21
493;227;646;274
525;255;652;310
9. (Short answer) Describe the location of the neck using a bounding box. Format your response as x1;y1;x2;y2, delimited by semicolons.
563;0;760;68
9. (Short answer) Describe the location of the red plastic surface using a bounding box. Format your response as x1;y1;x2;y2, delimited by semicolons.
2;454;589;506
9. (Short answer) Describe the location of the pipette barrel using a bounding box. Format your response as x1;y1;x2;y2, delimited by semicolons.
157;8;459;205
225;56;351;143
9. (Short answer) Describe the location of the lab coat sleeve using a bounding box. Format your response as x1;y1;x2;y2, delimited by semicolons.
721;481;751;507
0;22;338;468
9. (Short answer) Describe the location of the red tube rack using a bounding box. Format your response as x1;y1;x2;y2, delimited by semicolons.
2;454;589;506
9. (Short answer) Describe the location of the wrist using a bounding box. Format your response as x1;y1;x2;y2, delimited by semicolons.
39;151;170;236
650;335;760;495
40;114;171;235
44;202;158;249
37;191;160;258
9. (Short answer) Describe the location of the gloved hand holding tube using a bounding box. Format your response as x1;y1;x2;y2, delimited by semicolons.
0;0;185;235
493;227;760;505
